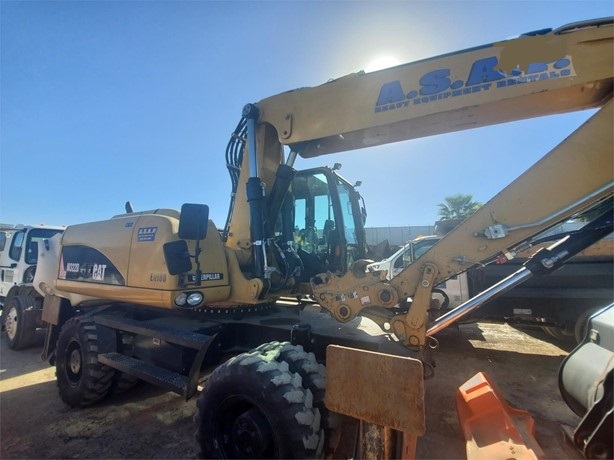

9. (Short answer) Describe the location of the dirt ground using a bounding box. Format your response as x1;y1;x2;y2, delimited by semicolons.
0;322;581;459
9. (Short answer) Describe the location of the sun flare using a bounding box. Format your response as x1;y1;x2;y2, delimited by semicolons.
365;55;401;72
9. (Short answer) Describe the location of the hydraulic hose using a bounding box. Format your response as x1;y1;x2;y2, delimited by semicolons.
223;117;247;241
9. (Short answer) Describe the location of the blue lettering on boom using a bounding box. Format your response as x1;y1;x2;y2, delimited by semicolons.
374;56;573;113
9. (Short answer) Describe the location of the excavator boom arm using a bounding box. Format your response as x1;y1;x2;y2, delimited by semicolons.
250;18;613;347
256;18;612;158
312;100;613;346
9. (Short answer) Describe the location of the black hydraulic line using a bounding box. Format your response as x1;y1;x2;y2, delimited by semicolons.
524;197;614;248
269;240;289;291
226;117;246;190
523;208;614;276
223;117;247;241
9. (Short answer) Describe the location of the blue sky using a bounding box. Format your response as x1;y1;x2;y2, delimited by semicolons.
1;1;613;229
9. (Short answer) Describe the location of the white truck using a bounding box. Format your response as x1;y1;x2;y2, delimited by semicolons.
1;224;65;349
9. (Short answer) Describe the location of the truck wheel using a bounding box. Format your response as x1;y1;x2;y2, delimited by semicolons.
55;317;115;407
195;344;325;459
4;294;36;350
541;325;575;343
574;307;600;344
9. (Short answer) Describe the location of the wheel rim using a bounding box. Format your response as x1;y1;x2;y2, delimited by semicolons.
5;306;18;341
65;339;83;385
216;397;275;459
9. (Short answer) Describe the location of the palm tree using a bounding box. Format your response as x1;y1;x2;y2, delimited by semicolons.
437;194;482;220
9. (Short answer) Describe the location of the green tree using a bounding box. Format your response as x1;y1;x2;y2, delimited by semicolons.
437;194;482;220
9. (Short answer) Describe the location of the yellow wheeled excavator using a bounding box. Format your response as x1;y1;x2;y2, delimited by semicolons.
34;17;613;459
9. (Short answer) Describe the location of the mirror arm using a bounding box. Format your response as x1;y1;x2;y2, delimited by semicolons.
192;239;202;286
177;239;204;288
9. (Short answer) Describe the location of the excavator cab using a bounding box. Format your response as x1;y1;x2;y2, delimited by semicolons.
289;167;368;281
224;109;369;293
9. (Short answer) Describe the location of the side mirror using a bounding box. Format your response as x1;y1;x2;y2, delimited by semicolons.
163;240;192;275
179;203;209;240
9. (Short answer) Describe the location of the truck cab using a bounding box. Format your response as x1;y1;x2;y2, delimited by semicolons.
1;224;65;349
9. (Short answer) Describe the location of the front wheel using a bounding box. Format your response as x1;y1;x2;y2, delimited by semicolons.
55;317;115;407
195;343;325;459
4;294;36;350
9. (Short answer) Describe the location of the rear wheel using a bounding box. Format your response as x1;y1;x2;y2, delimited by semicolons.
110;373;140;394
574;307;600;344
195;342;325;459
541;325;574;343
4;294;36;350
56;317;115;407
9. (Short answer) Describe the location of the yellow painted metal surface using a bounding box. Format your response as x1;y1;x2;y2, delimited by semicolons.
229;22;613;259
58;212;232;309
256;21;612;157
312;99;613;347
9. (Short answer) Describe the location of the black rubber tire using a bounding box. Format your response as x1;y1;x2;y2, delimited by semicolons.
255;342;336;426
109;371;140;395
574;307;600;344
541;325;574;343
195;343;325;459
4;294;36;350
432;288;450;310
55;317;115;407
108;333;140;395
256;342;339;456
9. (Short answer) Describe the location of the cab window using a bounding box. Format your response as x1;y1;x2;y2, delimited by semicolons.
9;230;26;261
24;229;64;264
